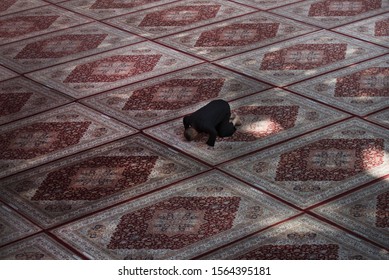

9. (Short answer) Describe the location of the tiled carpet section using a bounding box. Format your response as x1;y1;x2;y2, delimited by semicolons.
27;42;201;98
0;0;388;259
272;0;389;29
0;77;72;125
0;103;136;177
81;64;270;129
0;135;208;228
0;5;92;45
288;55;389;116
53;171;298;259
106;0;255;39
145;89;349;165
334;12;389;48
0;23;144;73
157;12;319;60
59;0;179;20
220;119;389;208
216;30;387;86
313;179;389;248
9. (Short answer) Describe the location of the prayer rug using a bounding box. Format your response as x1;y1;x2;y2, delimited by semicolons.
52;171;299;259
26;42;201;99
81;64;270;129
288;55;389;116
216;30;387;86
220;119;389;208
106;0;255;39
0;5;91;45
157;12;319;60
272;0;389;28
0;23;143;73
0;135;208;228
145;88;348;165
0;103;136;178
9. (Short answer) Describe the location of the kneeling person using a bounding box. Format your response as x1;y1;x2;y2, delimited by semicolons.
183;99;241;147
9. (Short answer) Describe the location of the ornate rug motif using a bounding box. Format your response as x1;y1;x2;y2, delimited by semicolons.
220;119;389;208
313;179;389;248
0;77;72;125
0;234;80;260
0;23;143;73
230;0;303;10
201;215;388;259
105;0;255;39
26;42;201;98
157;12;319;61
81;64;270;129
0;202;41;246
288;55;389;116
59;0;177;20
52;171;298;259
0;65;17;81
216;30;387;86
0;135;207;228
0;103;136;178
272;0;389;28
0;5;91;45
145;89;348;165
367;109;389;128
334;13;389;47
0;0;47;16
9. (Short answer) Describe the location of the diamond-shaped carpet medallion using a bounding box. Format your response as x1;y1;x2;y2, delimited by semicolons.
82;64;269;129
221;119;389;208
0;103;135;178
158;12;319;60
105;0;254;39
0;23;142;73
0;6;91;45
272;0;389;28
52;171;298;259
216;30;387;86
27;42;200;98
0;135;207;228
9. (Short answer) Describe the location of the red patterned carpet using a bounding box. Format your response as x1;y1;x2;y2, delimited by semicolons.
0;0;388;260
